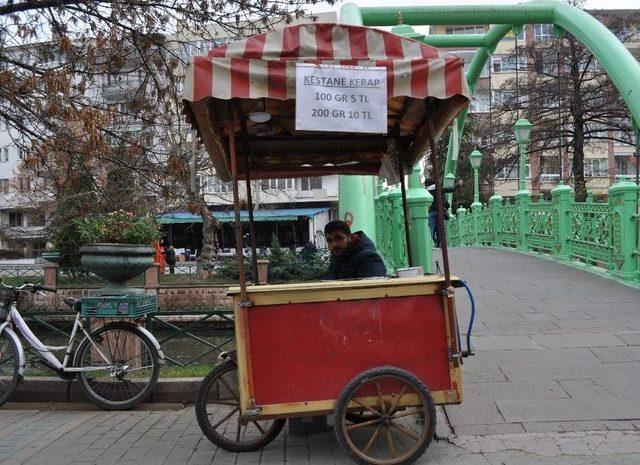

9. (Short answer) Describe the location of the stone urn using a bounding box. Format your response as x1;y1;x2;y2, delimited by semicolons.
41;251;61;264
79;243;155;295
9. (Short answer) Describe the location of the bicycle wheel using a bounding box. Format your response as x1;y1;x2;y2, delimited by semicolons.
0;330;20;407
196;360;285;452
74;321;159;410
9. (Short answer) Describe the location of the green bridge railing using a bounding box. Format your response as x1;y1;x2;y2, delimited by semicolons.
447;180;640;284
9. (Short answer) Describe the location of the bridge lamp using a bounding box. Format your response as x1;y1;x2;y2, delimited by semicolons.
513;118;533;192
469;149;483;209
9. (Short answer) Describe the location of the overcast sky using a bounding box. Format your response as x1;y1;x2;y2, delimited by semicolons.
310;0;640;13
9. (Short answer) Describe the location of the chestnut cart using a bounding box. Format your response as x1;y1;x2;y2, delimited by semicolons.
182;23;472;465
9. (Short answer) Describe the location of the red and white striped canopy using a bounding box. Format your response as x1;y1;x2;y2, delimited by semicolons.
183;23;471;102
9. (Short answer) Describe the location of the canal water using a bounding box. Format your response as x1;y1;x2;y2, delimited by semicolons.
26;323;235;373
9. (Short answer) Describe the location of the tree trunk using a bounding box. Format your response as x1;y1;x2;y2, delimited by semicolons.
570;37;588;202
190;192;218;278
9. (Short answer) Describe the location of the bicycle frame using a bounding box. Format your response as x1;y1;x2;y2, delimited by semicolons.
6;304;114;373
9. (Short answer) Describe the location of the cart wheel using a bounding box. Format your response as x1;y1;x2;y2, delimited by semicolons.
195;360;285;452
333;366;436;465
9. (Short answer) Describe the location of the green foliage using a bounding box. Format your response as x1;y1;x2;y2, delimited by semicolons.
216;234;328;283
74;210;162;245
53;221;84;267
268;234;328;283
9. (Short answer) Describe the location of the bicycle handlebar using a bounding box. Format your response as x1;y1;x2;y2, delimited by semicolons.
0;282;57;294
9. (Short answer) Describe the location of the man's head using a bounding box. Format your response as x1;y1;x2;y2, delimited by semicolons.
324;220;351;257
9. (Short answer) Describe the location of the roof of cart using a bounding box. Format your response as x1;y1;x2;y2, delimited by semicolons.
182;23;470;182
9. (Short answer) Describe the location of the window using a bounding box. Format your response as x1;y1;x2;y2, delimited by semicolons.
539;156;560;181
445;25;485;35
615;153;634;178
9;212;23;227
492;89;528;108
28;212;46;226
492;54;527;73
534;24;554;41
450;50;490;78
497;164;530;180
0;179;9;193
17;177;30;191
300;177;322;191
469;91;490;113
209;177;231;193
584;158;609;178
261;178;294;190
1;147;8;162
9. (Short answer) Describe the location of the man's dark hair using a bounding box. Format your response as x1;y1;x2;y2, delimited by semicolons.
324;220;351;236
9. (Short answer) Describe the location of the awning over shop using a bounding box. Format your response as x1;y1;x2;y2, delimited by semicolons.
158;207;331;224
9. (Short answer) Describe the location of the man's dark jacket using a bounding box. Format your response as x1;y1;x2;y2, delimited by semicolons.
326;231;387;280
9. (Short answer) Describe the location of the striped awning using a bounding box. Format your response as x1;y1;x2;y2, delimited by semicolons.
184;23;470;102
182;23;470;181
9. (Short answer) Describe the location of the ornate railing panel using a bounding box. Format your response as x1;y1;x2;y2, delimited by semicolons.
528;201;556;254
568;202;614;267
496;204;520;248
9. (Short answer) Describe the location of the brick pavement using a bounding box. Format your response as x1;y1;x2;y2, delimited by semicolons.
2;247;640;465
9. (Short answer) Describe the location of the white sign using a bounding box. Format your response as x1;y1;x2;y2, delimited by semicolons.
295;63;387;134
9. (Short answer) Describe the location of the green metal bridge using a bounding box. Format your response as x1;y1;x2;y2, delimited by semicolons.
337;0;640;285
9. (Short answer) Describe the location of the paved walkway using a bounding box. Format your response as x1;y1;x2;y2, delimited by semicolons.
2;247;640;465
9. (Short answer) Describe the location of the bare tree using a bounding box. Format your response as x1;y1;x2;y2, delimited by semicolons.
490;5;638;200
1;0;332;265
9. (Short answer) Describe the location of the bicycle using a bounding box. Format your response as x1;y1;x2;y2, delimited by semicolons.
0;282;164;410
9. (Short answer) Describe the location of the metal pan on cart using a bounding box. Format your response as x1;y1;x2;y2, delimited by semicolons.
181;22;471;465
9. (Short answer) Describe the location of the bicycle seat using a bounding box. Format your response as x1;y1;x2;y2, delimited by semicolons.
64;297;78;308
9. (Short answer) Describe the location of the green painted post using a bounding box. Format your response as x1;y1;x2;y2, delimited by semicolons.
489;193;503;246
456;207;467;246
608;181;640;280
378;184;392;269
338;3;376;243
551;182;575;261
388;184;407;271
515;190;532;251
407;165;434;273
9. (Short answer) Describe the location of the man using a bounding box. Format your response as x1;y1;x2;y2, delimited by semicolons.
324;220;386;279
426;178;462;247
165;245;176;274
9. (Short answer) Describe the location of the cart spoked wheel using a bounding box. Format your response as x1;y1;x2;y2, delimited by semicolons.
195;360;285;452
334;366;436;465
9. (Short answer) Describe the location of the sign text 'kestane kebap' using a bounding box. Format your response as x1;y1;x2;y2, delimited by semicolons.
295;64;387;134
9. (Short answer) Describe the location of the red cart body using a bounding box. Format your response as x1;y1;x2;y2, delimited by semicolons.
230;275;462;419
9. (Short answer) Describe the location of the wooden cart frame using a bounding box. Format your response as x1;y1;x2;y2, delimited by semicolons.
183;22;471;465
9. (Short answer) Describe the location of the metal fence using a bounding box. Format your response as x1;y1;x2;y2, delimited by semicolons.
20;308;235;373
447;180;639;283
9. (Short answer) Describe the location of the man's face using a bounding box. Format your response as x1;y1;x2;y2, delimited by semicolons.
326;230;350;257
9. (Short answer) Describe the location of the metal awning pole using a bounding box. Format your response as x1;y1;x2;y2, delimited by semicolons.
228;104;247;302
398;160;414;268
426;116;452;289
244;154;259;283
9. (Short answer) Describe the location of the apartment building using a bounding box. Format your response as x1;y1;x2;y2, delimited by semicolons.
432;10;640;198
0;12;339;256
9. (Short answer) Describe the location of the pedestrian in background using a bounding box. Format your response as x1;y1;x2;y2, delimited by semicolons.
165;245;176;274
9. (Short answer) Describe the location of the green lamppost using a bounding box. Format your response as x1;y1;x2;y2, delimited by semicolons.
469;149;483;210
513;118;533;193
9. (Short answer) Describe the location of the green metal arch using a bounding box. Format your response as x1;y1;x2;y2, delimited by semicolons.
340;0;640;188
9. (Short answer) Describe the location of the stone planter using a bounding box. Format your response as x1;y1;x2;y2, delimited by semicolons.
79;243;155;295
41;252;61;263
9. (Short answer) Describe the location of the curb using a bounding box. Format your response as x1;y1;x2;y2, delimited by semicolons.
12;377;202;406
